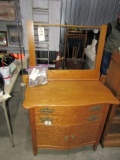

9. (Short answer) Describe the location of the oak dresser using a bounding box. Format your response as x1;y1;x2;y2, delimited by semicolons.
23;80;119;155
22;21;119;155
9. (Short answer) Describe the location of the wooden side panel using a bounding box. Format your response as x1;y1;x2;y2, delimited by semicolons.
93;104;110;149
29;108;37;155
27;21;36;67
105;51;120;99
101;52;120;147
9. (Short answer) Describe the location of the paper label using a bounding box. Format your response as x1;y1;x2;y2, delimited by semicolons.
38;27;45;41
44;121;52;126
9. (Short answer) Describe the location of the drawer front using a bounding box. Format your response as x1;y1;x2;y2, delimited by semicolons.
36;125;69;148
35;104;106;116
35;122;100;148
69;122;100;147
35;112;104;125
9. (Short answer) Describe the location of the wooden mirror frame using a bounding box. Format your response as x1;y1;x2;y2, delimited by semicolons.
27;21;107;80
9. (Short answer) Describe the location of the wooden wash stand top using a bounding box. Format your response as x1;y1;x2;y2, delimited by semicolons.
23;21;119;155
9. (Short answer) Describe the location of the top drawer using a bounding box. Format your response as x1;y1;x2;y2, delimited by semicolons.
35;104;108;116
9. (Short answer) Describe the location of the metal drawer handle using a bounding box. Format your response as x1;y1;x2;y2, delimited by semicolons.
64;136;69;141
40;108;54;114
90;106;102;111
70;135;75;140
88;115;99;121
40;117;53;123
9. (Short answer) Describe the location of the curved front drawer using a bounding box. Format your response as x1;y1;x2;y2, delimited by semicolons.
35;112;103;125
35;104;107;116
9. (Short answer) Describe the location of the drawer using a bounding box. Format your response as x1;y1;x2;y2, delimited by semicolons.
35;104;106;116
35;112;104;125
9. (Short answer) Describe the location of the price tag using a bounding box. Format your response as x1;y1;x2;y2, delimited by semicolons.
44;121;52;126
38;27;45;41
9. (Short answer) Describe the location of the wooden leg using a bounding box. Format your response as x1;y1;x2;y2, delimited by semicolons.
93;144;97;151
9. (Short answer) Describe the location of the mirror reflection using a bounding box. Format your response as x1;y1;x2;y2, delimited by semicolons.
33;24;102;70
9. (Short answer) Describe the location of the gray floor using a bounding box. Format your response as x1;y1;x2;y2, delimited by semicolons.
0;75;120;160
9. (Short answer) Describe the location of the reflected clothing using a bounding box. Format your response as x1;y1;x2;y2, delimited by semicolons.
105;20;120;52
100;51;112;75
100;19;120;75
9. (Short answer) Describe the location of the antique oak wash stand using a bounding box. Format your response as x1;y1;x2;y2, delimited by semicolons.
23;21;119;155
23;80;119;155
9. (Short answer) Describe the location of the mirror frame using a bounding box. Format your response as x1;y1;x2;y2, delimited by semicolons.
27;21;107;80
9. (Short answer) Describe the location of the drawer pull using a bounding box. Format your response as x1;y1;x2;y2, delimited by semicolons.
88;115;99;121
70;135;75;140
40;117;53;123
90;106;102;111
40;108;54;114
64;136;68;141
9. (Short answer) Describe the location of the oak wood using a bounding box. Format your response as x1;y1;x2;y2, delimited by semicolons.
36;125;69;148
27;21;107;80
35;104;104;116
34;23;101;29
27;21;36;67
102;139;120;147
23;22;120;154
23;81;119;109
101;51;120;147
105;51;120;99
35;113;103;125
23;80;119;154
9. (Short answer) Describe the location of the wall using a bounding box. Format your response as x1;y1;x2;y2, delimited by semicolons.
1;0;119;56
61;0;120;25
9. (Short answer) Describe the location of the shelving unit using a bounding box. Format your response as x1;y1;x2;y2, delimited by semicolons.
31;0;61;68
0;0;25;72
101;105;120;147
33;0;49;65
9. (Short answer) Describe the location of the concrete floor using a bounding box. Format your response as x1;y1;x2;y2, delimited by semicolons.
0;75;120;160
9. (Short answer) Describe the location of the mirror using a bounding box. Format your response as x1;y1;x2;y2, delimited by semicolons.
27;21;107;80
